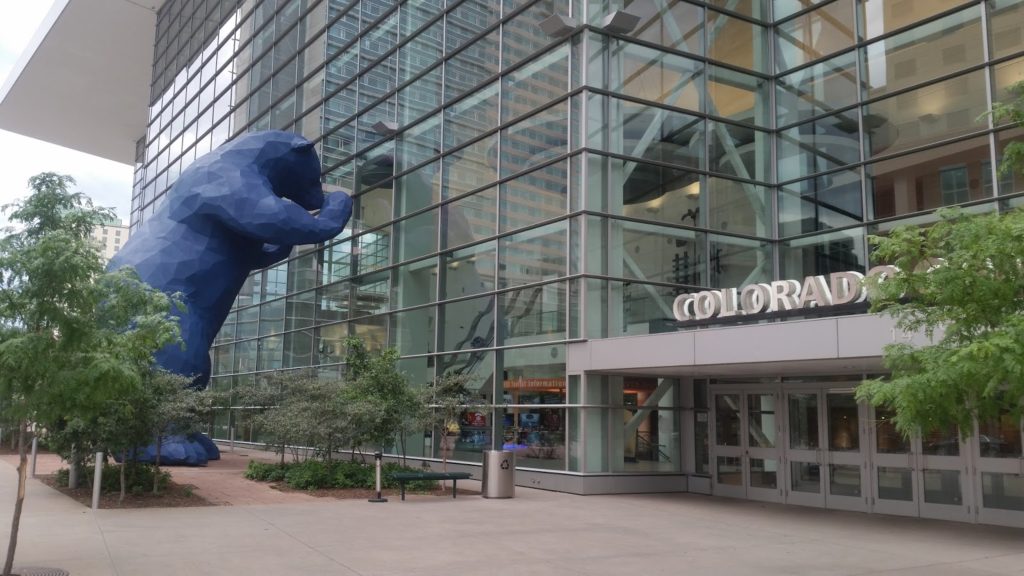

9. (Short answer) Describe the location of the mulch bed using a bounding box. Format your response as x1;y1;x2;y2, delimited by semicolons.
269;483;479;500
38;475;216;509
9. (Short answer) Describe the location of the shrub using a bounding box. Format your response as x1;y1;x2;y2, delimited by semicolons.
55;462;170;494
284;460;331;490
244;460;291;482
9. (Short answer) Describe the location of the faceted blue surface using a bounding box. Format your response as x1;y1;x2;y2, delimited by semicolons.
110;131;353;464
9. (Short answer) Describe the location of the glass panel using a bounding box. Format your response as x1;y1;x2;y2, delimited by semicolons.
352;271;390;317
778;110;861;182
444;83;498;151
442;240;496;299
860;0;972;40
709;234;772;289
780;228;866;279
695;411;710;475
775;0;855;72
707;177;771;237
875;407;909;453
618;0;704;56
827;393;860;452
282;330;313;368
923;469;962;505
606;156;702;228
502;345;565;471
316;281;350;324
443;187;497;248
861;6;982;99
715;394;741;446
866;137;992;219
442;134;498;199
394;258;437;309
441;294;494;352
395;161;440;218
707;10;767;73
499;221;567;288
259;299;285;336
257;335;282;370
595;95;705;171
829;464;861;496
501;102;568;178
709;121;771;182
285;290;315;331
982;472;1024;511
502;0;562;67
779;170;863;237
989;0;1024;59
749;458;778;489
788;393;820;450
502;44;569;124
500;282;567;345
922;425;960;456
791;461;821;493
499;160;568;233
864;70;988;159
394;209;438;263
877;467;914;501
747;394;776;448
600;40;703;111
979;411;1023;457
707;66;770;127
717;456;743;485
314;322;348;365
776;51;858;126
444;29;500;103
390;307;435;356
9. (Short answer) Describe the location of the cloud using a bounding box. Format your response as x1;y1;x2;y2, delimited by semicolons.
0;1;133;224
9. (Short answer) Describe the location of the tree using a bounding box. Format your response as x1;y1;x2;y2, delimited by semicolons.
144;370;214;494
419;371;478;488
857;208;1024;436
340;338;421;462
857;81;1024;437
0;174;180;575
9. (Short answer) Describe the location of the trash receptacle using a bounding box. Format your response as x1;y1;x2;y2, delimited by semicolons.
482;450;514;498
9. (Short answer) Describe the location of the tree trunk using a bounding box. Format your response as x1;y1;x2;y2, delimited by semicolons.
152;433;161;495
3;422;28;576
399;434;407;466
119;450;127;504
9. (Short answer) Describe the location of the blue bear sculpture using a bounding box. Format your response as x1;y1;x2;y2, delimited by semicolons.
110;131;353;465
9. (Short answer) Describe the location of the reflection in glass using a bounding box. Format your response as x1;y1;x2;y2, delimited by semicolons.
594;39;703;111
707;10;767;73
877;467;913;501
775;0;855;72
443;187;496;248
614;0;704;56
776;51;858;126
989;0;1024;59
716;394;741;446
922;425;960;456
788;393;819;450
861;6;982;99
779;170;863;237
791;461;821;493
860;0;972;40
499;161;567;233
780;228;865;280
441;295;494;352
778;110;861;182
828;393;859;452
923;469;962;505
707;66;770;127
978;411;1023;457
501;283;567;345
717;456;743;485
747;394;776;448
982;472;1024;511
499;221;567;288
709;234;772;289
749;458;777;489
830;464;861;496
501;102;568;178
875;407;909;453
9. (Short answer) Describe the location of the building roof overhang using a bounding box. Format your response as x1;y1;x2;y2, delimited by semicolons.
0;0;164;165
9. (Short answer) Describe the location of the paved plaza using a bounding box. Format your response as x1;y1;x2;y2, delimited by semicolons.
0;453;1022;576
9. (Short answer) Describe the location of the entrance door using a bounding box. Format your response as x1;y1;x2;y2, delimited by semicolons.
711;390;783;502
822;391;868;512
785;390;825;507
870;406;917;516
917;425;971;522
975;411;1024;527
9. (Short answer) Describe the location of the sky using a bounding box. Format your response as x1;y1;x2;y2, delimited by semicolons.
0;2;134;224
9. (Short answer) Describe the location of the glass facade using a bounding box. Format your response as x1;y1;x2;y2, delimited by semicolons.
135;0;1024;486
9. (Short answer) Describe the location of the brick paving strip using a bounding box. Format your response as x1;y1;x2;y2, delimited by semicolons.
0;449;320;506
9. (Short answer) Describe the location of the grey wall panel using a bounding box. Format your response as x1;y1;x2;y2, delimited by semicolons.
693;318;840;364
583;332;696;371
836;314;897;357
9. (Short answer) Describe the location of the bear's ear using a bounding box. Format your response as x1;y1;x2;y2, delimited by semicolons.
292;141;316;153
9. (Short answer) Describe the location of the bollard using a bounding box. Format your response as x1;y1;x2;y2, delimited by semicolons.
91;452;103;510
230;426;235;452
368;451;387;503
30;436;38;478
68;447;79;490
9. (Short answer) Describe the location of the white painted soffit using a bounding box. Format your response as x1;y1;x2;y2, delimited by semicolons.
0;0;164;165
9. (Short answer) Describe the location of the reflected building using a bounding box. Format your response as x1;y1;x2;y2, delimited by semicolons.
3;0;1024;527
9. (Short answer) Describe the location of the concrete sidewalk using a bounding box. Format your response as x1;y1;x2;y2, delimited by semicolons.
0;457;1022;576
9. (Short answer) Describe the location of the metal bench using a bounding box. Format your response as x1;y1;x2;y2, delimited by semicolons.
390;471;473;501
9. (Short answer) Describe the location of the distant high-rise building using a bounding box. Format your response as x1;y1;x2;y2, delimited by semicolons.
90;217;129;263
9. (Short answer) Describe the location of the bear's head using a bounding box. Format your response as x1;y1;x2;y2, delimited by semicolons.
249;131;326;211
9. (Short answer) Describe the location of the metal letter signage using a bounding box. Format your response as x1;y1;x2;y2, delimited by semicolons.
672;266;896;322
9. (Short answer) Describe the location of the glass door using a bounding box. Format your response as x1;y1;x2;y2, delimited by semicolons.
917;425;971;522
975;411;1024;527
823;391;868;512
785;390;825;507
870;407;917;517
746;392;782;503
712;392;745;499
